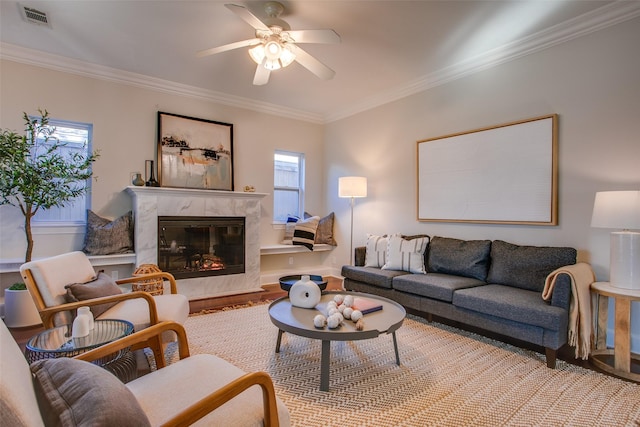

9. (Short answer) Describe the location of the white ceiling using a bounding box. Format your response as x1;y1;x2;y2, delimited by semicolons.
1;1;639;123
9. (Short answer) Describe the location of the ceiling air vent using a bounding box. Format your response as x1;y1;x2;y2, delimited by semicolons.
20;4;51;27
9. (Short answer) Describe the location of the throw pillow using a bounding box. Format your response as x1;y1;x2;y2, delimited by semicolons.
314;212;337;246
31;358;151;427
292;216;320;250
486;240;577;292
65;272;123;318
83;210;134;255
382;234;429;274
364;234;390;268
281;217;299;245
427;236;492;281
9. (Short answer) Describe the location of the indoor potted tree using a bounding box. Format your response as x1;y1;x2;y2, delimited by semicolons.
0;109;100;262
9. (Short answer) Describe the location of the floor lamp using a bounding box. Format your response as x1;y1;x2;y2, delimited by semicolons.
339;176;367;266
591;190;640;289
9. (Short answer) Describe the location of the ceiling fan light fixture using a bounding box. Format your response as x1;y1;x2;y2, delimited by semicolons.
279;45;296;67
248;44;265;64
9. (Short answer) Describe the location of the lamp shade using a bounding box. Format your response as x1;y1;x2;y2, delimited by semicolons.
339;177;367;198
591;191;640;229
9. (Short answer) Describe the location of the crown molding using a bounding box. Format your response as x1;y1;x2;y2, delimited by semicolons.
1;1;638;125
0;42;325;124
324;1;640;123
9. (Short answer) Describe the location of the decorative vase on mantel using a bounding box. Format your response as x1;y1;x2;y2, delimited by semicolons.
145;160;160;187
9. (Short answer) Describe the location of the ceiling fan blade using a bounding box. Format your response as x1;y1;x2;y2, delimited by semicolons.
253;63;271;85
196;38;261;57
290;45;335;80
225;4;270;31
286;29;341;44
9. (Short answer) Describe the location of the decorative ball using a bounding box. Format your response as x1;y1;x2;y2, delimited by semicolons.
343;295;354;307
337;304;346;313
314;314;327;328
355;318;365;331
334;294;345;305
334;312;344;323
351;310;363;322
328;308;340;317
343;307;354;320
327;300;338;309
327;314;341;329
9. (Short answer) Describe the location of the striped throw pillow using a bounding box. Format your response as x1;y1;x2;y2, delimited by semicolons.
292;216;320;250
364;234;390;268
382;234;429;273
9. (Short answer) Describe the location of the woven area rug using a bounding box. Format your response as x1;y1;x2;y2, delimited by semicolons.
172;304;639;426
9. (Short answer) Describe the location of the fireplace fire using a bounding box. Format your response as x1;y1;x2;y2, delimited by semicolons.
157;216;245;279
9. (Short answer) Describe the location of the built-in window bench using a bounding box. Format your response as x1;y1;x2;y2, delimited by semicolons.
0;253;136;273
260;244;333;255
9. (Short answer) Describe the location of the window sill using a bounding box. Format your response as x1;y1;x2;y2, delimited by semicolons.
260;244;333;255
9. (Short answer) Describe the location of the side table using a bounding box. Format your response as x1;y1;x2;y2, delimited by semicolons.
590;281;640;382
25;319;137;382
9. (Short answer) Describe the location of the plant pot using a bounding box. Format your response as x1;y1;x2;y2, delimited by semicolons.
3;289;42;328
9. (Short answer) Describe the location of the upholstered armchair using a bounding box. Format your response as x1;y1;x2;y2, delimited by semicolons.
0;320;290;426
20;251;190;366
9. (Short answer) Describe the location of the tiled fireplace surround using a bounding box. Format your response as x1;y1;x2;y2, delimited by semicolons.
126;186;266;300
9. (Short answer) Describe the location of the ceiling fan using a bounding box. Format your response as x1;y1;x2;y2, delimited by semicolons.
197;2;340;85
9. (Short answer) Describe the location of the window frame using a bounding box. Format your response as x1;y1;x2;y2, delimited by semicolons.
31;117;94;227
273;150;305;224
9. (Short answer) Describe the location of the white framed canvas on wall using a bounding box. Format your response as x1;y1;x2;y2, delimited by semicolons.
417;114;558;225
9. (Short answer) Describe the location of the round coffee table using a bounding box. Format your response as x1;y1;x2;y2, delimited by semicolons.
25;319;137;382
268;291;406;391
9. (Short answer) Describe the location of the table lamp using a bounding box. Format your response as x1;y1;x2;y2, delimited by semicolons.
591;190;640;289
339;176;367;265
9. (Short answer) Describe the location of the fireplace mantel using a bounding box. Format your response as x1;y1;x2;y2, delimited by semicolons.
125;186;267;300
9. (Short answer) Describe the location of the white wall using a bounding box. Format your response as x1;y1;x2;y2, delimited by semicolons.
325;17;640;351
0;59;325;278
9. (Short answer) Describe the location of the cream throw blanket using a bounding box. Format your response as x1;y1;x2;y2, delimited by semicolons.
542;262;595;360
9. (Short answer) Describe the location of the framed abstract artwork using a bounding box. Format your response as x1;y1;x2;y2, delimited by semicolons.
157;111;234;191
417;114;558;225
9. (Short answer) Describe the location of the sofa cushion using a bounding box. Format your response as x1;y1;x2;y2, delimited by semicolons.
31;358;151;427
341;265;410;289
382;235;429;274
452;284;568;331
393;273;485;303
427;237;491;281
364;234;390;268
487;240;577;292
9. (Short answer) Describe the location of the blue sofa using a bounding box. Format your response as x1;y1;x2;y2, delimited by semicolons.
341;236;578;368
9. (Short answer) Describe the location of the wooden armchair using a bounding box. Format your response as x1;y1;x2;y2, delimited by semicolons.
0;319;290;427
20;251;190;367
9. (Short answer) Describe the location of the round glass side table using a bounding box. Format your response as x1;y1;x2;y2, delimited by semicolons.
25;319;137;382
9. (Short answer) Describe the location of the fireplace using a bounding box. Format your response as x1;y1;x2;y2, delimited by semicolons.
158;216;245;279
126;186;265;300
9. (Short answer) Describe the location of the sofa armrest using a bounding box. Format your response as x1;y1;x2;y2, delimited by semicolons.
354;246;366;266
547;273;572;311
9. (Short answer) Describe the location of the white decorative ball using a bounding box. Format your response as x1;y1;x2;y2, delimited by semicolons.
351;310;363;322
313;314;327;328
327;300;338;309
337;304;346;313
343;307;354;319
334;294;345;304
327;314;341;329
334;312;344;323
343;295;354;307
328;308;340;317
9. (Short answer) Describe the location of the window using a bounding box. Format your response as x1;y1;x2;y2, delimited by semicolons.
32;119;93;225
273;150;304;222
